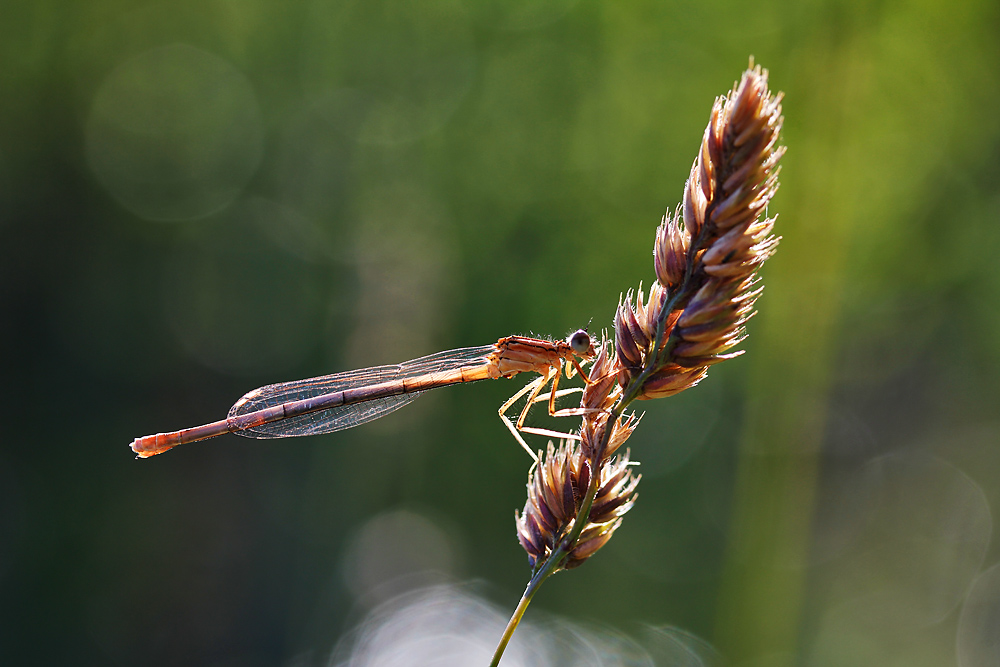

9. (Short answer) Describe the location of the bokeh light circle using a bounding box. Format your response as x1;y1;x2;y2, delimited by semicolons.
85;44;263;221
958;562;1000;667
340;510;461;608
299;0;475;145
160;215;326;376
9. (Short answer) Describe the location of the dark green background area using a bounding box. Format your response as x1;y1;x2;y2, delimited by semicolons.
3;1;1000;666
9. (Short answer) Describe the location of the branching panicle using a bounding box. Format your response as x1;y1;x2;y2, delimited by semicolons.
499;63;784;667
615;63;784;401
515;441;639;571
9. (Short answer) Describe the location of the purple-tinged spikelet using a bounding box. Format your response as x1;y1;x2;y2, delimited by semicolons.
616;63;783;400
515;441;639;571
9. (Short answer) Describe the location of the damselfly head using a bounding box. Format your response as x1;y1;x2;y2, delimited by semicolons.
566;329;594;357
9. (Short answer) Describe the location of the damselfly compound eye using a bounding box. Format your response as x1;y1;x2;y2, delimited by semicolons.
567;329;592;355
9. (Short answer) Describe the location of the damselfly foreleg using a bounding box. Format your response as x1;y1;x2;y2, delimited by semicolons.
497;361;602;460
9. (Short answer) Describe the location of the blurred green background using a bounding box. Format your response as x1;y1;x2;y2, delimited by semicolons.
3;1;1000;665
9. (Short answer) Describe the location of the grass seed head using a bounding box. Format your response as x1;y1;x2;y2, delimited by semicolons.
515;441;639;571
513;62;782;584
617;63;783;401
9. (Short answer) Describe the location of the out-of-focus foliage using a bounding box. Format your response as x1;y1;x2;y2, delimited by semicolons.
2;1;999;666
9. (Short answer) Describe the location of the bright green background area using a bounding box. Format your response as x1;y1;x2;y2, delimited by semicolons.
3;1;1000;665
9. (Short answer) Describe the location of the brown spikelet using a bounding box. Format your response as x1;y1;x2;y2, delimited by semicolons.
515;440;639;571
575;336;637;461
580;339;621;414
653;206;691;289
616;62;783;400
614;284;669;374
615;307;642;373
579;403;640;461
635;364;709;400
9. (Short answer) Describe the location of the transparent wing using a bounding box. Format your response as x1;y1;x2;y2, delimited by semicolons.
226;345;496;438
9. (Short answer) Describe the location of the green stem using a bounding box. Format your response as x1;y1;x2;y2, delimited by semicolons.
488;552;557;667
489;443;607;666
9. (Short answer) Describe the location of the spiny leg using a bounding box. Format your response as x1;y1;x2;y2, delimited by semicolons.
510;366;584;444
548;358;620;420
514;364;601;442
498;365;605;458
566;357;592;383
498;372;550;462
536;364;604;420
529;388;582;405
535;357;601;417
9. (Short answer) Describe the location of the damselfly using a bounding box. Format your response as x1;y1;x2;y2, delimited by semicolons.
131;330;596;460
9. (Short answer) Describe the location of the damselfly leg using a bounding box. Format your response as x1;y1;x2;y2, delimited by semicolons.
498;358;602;461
